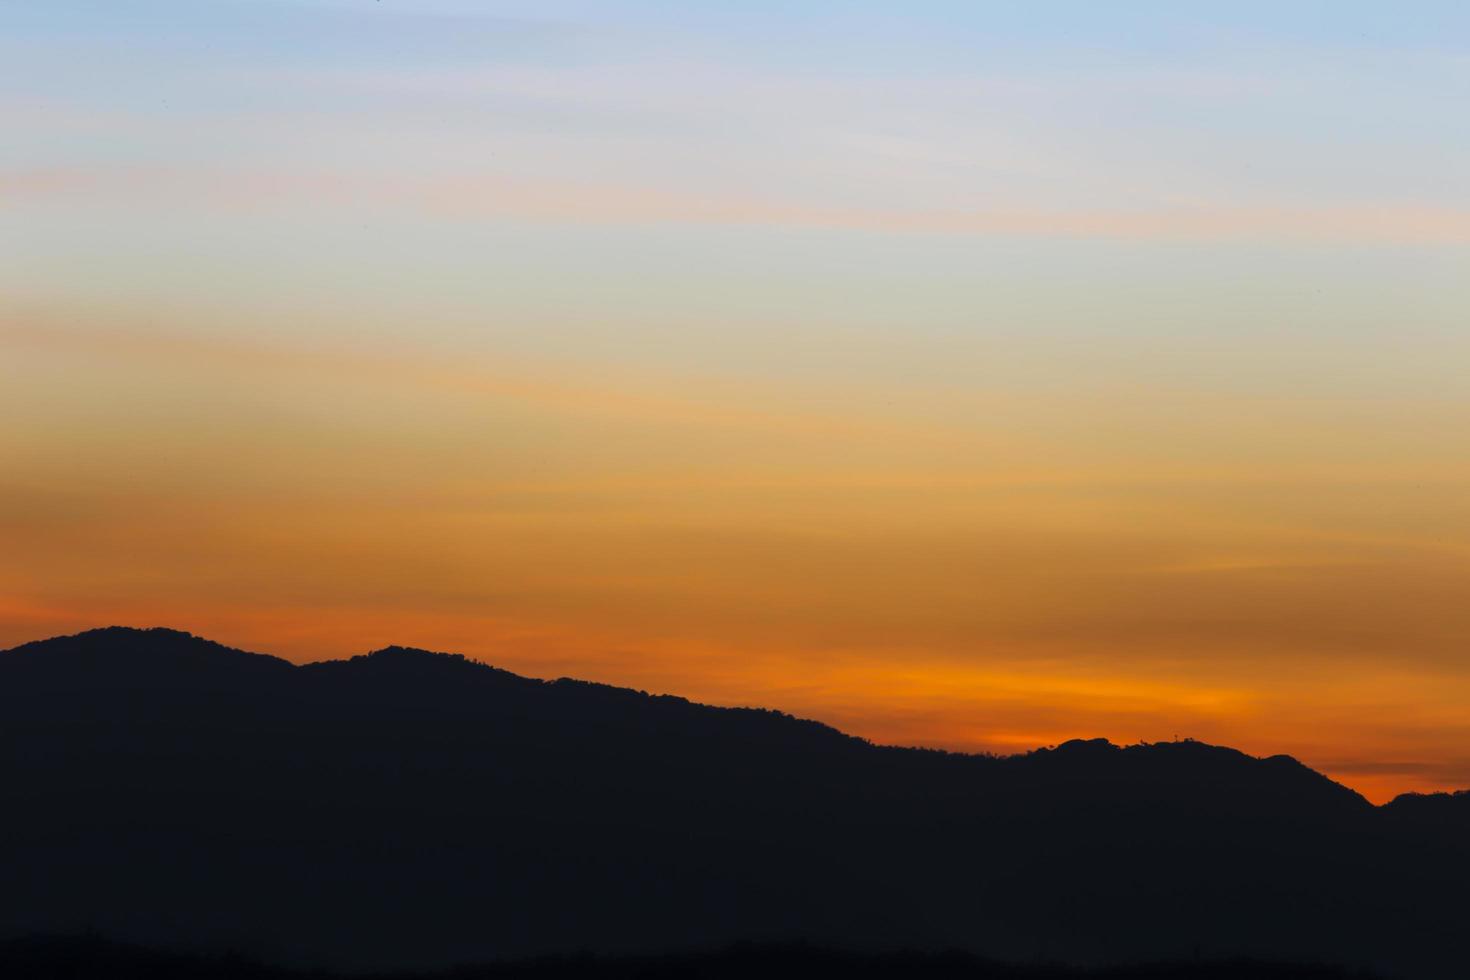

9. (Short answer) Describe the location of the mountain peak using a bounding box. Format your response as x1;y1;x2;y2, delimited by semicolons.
303;644;537;693
1;624;1460;977
341;645;492;672
8;624;203;650
0;625;294;684
364;644;461;660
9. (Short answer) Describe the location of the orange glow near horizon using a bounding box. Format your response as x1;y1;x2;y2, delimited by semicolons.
0;597;1461;805
5;319;1470;804
8;4;1470;809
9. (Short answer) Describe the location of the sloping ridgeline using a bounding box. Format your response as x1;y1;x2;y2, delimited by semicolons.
1;628;1464;977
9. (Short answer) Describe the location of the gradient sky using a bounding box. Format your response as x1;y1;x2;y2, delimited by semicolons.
4;1;1470;802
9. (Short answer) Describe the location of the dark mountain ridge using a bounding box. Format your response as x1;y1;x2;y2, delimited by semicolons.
1;627;1464;977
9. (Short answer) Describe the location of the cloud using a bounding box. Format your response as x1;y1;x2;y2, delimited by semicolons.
0;320;917;445
6;165;1469;244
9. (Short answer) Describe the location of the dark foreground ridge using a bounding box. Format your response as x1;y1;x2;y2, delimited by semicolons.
1;628;1466;978
0;935;1380;980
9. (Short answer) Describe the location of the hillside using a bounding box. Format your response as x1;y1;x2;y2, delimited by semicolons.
1;628;1464;977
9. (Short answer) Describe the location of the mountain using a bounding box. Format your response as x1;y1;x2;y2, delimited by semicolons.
1;627;1465;977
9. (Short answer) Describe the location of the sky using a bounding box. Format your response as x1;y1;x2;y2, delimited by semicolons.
3;0;1469;802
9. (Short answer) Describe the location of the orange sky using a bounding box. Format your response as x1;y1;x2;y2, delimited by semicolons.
7;1;1470;806
5;318;1470;804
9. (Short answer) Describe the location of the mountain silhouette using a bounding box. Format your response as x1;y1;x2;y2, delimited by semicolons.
1;627;1464;977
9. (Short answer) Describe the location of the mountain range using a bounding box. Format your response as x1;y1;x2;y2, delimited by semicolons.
2;627;1466;977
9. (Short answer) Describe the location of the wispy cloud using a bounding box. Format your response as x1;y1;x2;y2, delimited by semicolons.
8;165;1469;244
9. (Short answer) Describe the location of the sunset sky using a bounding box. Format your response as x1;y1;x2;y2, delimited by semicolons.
4;1;1470;802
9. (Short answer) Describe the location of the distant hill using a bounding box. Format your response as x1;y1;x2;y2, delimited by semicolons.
1;628;1464;977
